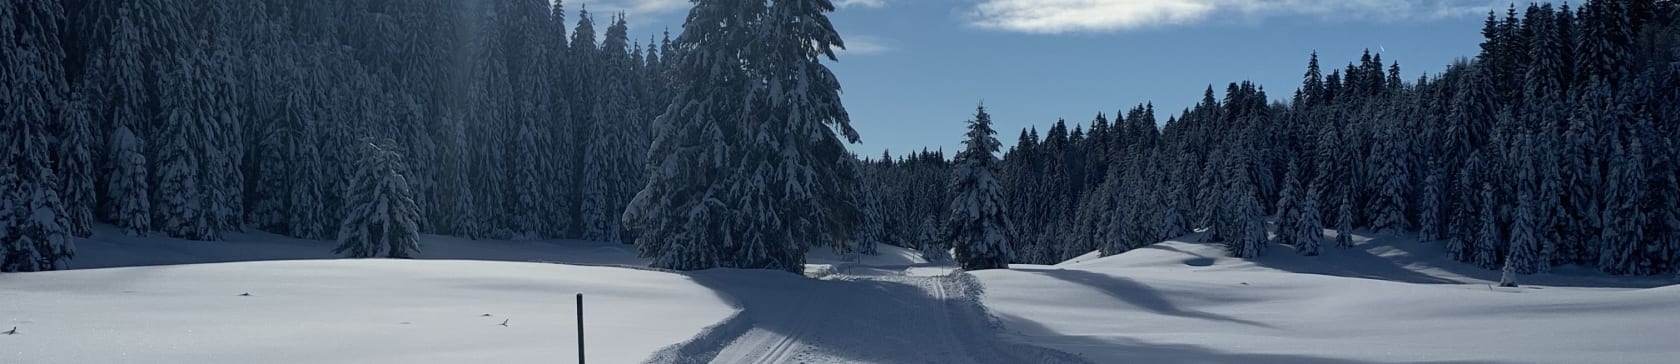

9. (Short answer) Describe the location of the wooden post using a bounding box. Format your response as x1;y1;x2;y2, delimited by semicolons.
576;293;585;364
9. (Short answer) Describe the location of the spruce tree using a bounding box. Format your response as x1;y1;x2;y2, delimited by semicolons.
1600;133;1647;274
108;126;150;236
335;141;423;259
1475;182;1503;270
1274;161;1305;248
1335;190;1355;248
624;0;762;271
1418;157;1445;242
946;104;1013;270
1296;182;1324;256
1;0;76;271
58;89;97;238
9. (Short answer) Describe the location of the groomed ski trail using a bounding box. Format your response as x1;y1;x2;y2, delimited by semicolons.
643;266;1091;364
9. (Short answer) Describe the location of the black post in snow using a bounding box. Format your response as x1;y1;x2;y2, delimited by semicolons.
577;293;585;364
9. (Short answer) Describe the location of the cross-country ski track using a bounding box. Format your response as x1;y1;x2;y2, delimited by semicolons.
645;266;1092;364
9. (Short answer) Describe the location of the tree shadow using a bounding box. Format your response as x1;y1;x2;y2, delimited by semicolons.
1256;232;1674;289
1030;269;1277;329
991;311;1516;364
1248;235;1466;285
647;269;1087;364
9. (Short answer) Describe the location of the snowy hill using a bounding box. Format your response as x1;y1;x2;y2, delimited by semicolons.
974;233;1680;364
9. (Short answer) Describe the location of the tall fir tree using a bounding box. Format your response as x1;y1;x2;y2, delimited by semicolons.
334;141;422;259
946;104;1014;270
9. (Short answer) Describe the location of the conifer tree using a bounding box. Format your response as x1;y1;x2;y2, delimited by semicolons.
2;0;76;271
335;141;422;259
946;104;1014;270
58;89;97;238
1296;182;1325;256
1274;161;1305;248
1475;182;1503;270
1335;190;1355;249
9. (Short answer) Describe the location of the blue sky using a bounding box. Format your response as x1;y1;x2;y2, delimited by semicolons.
591;0;1506;157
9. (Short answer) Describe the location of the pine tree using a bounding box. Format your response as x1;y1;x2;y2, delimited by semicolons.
624;0;763;271
1296;182;1324;256
153;52;216;241
58;89;97;238
1368;124;1410;234
1335;190;1355;249
1475;182;1503;270
946;104;1013;271
2;0;76;271
1600;133;1647;274
1227;153;1268;259
335;141;423;259
1509;184;1543;274
1274;161;1305;248
1418;157;1445;242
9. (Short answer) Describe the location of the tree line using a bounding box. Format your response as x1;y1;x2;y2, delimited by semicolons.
869;0;1680;276
2;0;673;271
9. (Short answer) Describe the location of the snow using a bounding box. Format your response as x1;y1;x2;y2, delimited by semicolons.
0;260;733;364
8;226;1677;363
973;233;1680;364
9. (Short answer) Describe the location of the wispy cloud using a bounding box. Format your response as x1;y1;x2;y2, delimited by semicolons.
601;0;689;14
837;0;889;8
839;35;892;55
967;0;1500;34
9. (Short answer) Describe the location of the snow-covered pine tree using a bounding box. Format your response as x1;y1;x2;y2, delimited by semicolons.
1499;254;1520;287
717;0;863;270
853;158;887;255
1273;160;1305;248
946;104;1014;271
1509;185;1543;274
1158;152;1193;240
285;87;327;240
1296;180;1325;256
1226;152;1268;259
579;15;638;243
58;89;97;238
107;125;150;236
335;140;422;259
1446;152;1486;262
153;52;216;241
1368;123;1410;234
623;0;761;271
1600;131;1647;274
2;0;76;271
1418;157;1445;242
1335;189;1355;249
915;215;947;262
1474;182;1503;270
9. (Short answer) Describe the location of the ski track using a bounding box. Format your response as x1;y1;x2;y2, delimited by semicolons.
647;267;1090;364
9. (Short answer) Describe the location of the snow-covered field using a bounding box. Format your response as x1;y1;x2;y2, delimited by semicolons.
975;233;1680;364
5;226;1677;363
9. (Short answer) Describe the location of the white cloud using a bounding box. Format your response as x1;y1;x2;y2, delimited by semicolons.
837;0;889;8
611;0;689;14
967;0;1499;34
838;35;892;55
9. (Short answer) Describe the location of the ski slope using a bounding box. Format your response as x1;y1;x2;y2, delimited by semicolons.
973;233;1680;364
